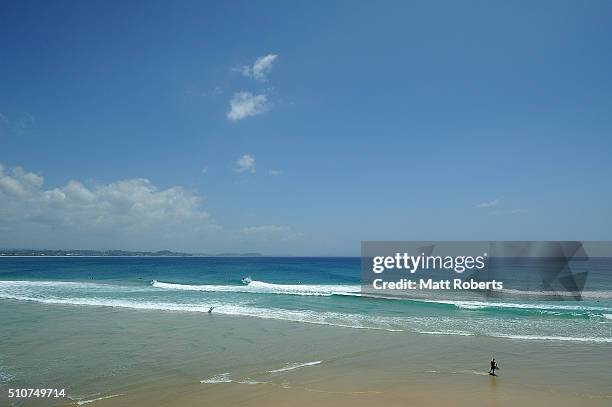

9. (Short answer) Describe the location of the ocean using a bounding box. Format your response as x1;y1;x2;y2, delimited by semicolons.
0;257;611;406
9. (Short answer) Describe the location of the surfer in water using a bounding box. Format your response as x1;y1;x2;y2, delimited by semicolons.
208;307;214;314
489;358;499;375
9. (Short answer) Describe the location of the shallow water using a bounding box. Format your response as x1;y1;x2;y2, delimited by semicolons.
1;257;610;341
0;257;610;405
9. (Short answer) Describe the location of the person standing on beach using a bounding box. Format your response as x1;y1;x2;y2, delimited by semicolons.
489;358;498;375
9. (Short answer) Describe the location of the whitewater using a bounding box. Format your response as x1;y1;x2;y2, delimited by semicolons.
0;276;610;343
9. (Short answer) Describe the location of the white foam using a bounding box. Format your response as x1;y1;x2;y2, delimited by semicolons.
200;373;232;383
2;280;610;342
4;280;608;317
501;288;612;300
268;360;322;373
417;330;475;336
0;280;110;289
0;280;148;299
414;297;612;313
416;329;612;343
235;378;266;385
0;367;15;384
152;280;360;297
0;293;404;332
491;333;612;343
77;394;124;405
200;373;266;385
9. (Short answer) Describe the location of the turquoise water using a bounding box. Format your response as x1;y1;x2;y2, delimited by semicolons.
1;257;610;341
0;257;611;405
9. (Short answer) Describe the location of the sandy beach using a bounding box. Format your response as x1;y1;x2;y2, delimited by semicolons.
2;299;610;407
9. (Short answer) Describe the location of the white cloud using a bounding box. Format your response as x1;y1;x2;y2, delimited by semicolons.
201;167;208;175
0;163;215;249
267;170;281;176
237;65;251;77
227;92;268;121
0;165;44;197
238;54;278;81
241;225;288;235
235;154;256;174
0;163;306;253
475;198;500;209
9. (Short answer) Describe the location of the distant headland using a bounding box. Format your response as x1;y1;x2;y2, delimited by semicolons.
0;249;263;257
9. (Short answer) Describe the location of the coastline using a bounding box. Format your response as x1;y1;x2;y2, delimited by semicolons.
1;299;610;407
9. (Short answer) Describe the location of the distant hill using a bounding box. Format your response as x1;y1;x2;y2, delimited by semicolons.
0;249;263;257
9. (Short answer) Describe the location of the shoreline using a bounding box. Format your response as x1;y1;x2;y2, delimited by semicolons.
1;296;610;344
1;300;611;406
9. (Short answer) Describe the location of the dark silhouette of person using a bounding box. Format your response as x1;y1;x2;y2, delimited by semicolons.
208;307;214;314
489;358;498;375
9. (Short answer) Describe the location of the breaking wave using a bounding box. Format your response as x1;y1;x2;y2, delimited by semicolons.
1;279;610;343
152;279;360;297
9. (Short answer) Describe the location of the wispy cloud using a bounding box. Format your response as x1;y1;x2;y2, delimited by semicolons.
241;225;288;235
227;92;268;121
476;198;528;215
237;54;278;82
267;170;281;176
235;154;256;174
475;198;500;209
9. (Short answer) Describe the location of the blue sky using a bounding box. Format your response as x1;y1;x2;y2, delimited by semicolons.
1;0;611;255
